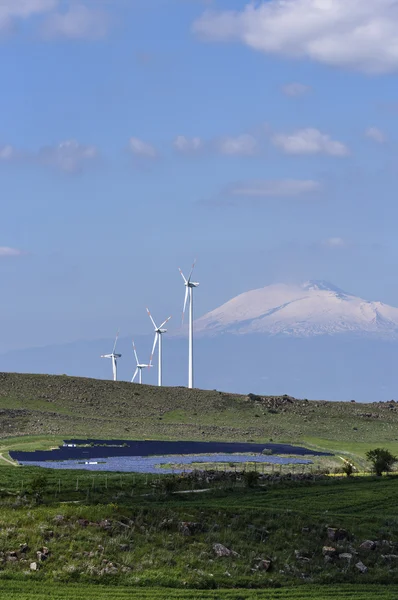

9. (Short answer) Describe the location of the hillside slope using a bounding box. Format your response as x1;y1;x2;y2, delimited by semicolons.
1;373;398;455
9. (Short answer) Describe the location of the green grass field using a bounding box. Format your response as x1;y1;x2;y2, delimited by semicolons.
1;581;398;599
1;373;398;596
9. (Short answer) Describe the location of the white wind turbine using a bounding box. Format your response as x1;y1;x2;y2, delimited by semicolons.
131;340;152;384
147;309;172;387
101;331;122;381
179;260;199;389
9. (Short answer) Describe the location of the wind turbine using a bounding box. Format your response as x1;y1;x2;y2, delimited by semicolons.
147;309;172;387
179;260;199;389
131;340;152;384
101;331;122;381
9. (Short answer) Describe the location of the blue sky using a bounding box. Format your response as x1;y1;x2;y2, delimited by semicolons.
1;0;398;353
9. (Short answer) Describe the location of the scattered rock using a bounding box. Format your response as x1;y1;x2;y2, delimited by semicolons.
356;561;368;574
98;519;112;530
255;559;272;571
322;546;337;558
213;543;239;558
295;550;311;563
119;544;129;552
19;543;29;553
382;554;398;562
53;515;64;524
339;553;353;561
179;521;203;536
30;562;37;571
7;555;18;562
77;518;89;527
327;527;348;541
360;540;376;551
36;551;48;562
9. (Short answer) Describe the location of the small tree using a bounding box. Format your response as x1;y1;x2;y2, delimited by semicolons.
342;462;354;477
243;471;260;488
366;448;397;476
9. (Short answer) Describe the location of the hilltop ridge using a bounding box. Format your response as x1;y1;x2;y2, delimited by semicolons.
1;372;398;457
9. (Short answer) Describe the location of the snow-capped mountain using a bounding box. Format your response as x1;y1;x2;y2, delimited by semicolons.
195;280;398;339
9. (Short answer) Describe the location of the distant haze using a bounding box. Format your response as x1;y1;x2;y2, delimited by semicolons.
1;280;398;403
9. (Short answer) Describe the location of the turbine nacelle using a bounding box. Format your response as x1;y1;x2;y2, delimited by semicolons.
179;260;199;389
101;331;121;381
132;339;152;383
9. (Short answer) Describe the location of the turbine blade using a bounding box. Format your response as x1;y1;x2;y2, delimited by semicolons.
159;315;172;329
132;340;139;365
178;268;187;284
182;288;189;324
187;259;197;283
150;333;158;364
146;307;157;330
112;330;119;354
131;368;138;383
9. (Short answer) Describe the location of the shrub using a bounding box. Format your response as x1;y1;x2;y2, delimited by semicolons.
243;471;260;488
342;462;354;477
366;448;397;476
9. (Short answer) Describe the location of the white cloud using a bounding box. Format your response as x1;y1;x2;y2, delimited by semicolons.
365;127;386;143
193;0;398;74
129;137;157;159
0;0;56;31
272;128;349;156
42;3;110;40
282;82;311;97
38;140;99;173
0;140;98;172
0;247;25;257
229;179;321;197
323;237;346;248
173;136;203;153
0;145;19;160
217;134;258;156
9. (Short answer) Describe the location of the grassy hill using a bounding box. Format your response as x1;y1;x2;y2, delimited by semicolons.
2;373;398;597
0;372;398;460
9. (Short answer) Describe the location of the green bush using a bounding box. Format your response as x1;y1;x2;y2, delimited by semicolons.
366;448;397;476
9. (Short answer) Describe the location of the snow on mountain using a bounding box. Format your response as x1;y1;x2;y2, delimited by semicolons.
195;280;398;339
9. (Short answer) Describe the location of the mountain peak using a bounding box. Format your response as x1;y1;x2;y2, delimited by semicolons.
195;280;398;339
300;280;347;295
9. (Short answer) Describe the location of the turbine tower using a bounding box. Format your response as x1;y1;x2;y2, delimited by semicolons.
179;260;199;389
147;309;172;387
131;340;152;384
101;331;122;381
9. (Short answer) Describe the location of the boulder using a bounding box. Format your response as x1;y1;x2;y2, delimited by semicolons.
213;543;239;558
30;562;38;571
360;540;376;551
356;561;368;574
